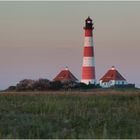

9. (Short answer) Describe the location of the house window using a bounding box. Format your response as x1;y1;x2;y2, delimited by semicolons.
118;81;120;85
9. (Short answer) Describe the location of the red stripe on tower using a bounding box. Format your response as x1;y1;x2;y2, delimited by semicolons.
81;17;96;84
84;47;94;57
85;29;93;36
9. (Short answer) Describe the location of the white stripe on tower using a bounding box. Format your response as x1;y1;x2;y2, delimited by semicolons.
84;37;94;46
81;17;96;85
83;57;95;66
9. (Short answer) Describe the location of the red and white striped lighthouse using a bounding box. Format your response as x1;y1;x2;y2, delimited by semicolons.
81;17;96;84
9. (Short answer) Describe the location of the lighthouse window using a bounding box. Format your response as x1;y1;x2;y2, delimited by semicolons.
87;21;91;23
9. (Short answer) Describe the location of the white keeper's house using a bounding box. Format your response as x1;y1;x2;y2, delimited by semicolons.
99;66;128;88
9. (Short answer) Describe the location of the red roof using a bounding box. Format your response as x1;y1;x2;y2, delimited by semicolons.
100;66;126;82
53;67;78;82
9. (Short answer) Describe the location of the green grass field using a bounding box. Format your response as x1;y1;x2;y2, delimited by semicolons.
0;89;140;139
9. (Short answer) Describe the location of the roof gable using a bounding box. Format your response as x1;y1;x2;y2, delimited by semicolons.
53;67;78;82
100;66;126;82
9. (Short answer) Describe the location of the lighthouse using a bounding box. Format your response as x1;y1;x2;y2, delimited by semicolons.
81;17;96;85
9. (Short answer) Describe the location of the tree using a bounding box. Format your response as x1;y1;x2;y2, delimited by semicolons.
32;78;50;91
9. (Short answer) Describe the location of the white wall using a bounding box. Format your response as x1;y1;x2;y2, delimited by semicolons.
99;80;127;88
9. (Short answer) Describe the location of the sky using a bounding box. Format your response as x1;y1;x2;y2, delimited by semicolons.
0;1;140;89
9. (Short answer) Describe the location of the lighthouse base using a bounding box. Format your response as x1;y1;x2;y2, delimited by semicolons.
81;79;96;85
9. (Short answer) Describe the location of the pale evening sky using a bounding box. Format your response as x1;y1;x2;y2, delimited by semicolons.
0;1;140;89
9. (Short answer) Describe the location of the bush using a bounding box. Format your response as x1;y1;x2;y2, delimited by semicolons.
16;79;35;91
32;79;50;91
50;81;63;90
74;82;100;89
16;79;50;91
6;86;16;91
111;84;135;89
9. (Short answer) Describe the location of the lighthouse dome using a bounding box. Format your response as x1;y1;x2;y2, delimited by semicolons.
86;16;92;21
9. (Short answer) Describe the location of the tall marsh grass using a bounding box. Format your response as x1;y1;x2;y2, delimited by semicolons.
0;90;140;138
